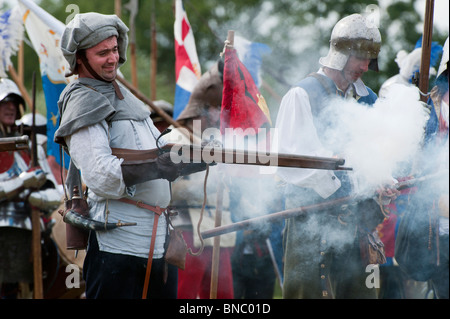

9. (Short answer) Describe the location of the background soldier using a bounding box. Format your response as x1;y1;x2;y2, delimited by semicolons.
274;14;387;299
0;78;61;298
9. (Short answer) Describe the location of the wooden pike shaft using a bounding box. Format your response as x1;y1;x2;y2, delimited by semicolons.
210;30;233;300
31;209;43;299
30;71;44;299
209;175;224;299
419;0;435;102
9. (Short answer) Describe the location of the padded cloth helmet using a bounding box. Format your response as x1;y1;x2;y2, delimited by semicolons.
319;14;381;72
61;12;129;73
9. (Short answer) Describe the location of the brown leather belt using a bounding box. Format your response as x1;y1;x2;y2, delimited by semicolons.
118;198;166;299
119;198;165;215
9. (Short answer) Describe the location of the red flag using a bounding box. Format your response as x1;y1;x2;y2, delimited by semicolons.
220;47;271;135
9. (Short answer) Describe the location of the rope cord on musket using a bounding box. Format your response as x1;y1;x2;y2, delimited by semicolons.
187;164;209;256
378;191;395;219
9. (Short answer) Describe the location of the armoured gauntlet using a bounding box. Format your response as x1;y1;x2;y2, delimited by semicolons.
0;170;46;201
28;188;63;213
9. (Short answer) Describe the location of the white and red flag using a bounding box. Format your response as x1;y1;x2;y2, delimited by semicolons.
173;0;201;119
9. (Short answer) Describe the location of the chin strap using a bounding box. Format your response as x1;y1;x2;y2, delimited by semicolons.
79;54;124;100
111;80;124;100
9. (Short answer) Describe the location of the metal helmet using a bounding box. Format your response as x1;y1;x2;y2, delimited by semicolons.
436;37;449;80
319;14;381;72
0;78;25;119
61;12;129;74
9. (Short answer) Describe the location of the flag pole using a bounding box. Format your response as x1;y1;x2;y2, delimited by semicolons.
30;72;44;299
124;0;138;88
209;169;224;299
130;20;138;88
419;0;435;102
115;0;122;18
8;65;32;111
209;30;234;299
150;0;157;100
19;41;24;86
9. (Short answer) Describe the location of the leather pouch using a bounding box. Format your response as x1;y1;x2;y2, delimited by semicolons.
164;227;188;270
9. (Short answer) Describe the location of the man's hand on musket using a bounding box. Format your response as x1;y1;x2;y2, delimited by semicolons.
120;152;205;185
376;181;401;206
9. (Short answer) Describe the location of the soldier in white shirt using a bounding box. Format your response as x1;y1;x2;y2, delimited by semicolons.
275;14;385;299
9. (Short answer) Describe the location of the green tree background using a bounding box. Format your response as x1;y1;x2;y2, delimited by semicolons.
3;0;448;122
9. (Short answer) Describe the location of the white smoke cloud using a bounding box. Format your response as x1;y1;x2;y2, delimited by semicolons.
319;83;430;196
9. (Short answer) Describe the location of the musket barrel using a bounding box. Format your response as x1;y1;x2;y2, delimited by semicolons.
201;196;352;239
201;170;448;239
0;136;29;152
178;144;350;170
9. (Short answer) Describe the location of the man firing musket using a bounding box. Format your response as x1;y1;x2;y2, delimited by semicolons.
272;14;386;299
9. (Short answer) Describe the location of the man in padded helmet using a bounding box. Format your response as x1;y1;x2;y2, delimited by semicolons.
54;13;205;299
274;14;389;299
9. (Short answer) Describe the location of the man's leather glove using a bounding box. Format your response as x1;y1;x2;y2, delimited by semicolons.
121;152;209;186
157;151;185;182
180;162;209;176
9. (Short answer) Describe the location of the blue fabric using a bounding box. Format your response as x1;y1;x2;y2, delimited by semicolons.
296;73;377;113
424;97;439;144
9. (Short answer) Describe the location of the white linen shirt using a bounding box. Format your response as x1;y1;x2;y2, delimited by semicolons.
66;117;171;259
273;68;369;199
